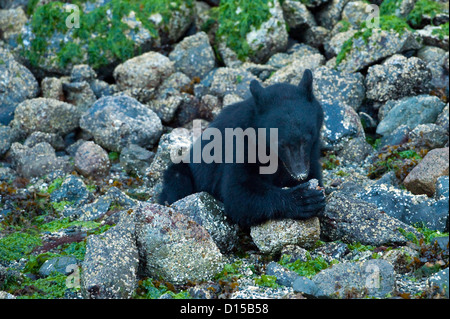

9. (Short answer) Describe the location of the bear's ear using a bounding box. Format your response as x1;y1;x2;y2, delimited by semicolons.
299;69;314;101
250;80;266;108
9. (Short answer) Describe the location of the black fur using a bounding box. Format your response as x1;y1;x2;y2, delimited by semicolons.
158;70;325;229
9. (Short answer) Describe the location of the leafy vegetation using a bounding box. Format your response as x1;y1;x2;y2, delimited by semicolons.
21;0;193;69
206;0;272;60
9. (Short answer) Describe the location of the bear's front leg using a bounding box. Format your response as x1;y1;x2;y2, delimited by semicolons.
221;165;325;228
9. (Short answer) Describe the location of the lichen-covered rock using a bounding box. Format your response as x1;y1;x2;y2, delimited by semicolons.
13;1;193;75
416;24;449;50
41;77;64;100
63;81;97;112
365;55;432;102
210;67;258;99
81;211;139;299
244;0;288;64
24;131;65;151
313;66;365;111
134;202;223;285
408;124;448;149
376;95;446;136
312;259;395;298
321;99;365;151
427;267;449;298
281;0;316;30
265;53;325;85
74;141;111;178
403;147;449;197
11;98;81;136
169;31;216;79
436;103;449;132
80;95;163;152
0;48;39;125
146;128;192;187
113;51;175;91
171;192;239;254
63;186;136;221
39;256;78;277
358;183;448;232
119;144;155;177
9;142;72;179
341;0;372;27
321;187;421;246
50;174;92;207
332;29;421;73
250;217;320;255
316;0;351;30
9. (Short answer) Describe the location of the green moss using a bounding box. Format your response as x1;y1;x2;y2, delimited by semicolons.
335;9;412;66
22;0;193;69
0;232;42;262
210;0;273;60
379;0;403;16
407;0;446;27
379;15;412;34
432;22;449;40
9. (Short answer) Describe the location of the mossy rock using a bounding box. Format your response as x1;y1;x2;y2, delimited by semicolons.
207;0;288;65
14;0;194;76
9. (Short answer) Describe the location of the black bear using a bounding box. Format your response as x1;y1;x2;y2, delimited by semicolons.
158;69;325;228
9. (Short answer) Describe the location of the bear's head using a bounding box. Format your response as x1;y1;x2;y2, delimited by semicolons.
250;69;323;181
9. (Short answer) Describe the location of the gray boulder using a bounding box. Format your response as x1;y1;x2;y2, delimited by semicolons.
135;203;223;285
11;98;81;136
322;186;421;245
332;29;421;73
169;31;216;79
81;211;139;299
358;183;449;233
312;259;395;298
376;95;446;136
80;95;163;152
24;131;65;151
74;141;111;178
210;67;258;99
50;174;92;207
250;217;321;255
9;142;72;179
146;128;192;188
171;192;239;254
39;256;78;277
113;51;174;91
119;144;155;177
0;47;39;125
427;268;449;298
313;66;366;111
365;55;432;102
321;99;365;151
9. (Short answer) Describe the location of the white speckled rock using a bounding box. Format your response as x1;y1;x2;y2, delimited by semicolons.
113;51;174;90
81;211;139;299
250;217;320;255
135;203;223;285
